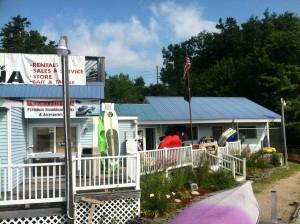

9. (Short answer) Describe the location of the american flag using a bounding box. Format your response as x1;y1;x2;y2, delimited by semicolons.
183;56;191;80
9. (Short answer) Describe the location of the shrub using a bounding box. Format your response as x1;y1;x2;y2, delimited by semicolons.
270;153;281;167
199;169;236;190
140;172;175;217
193;161;210;186
246;150;272;169
176;190;192;200
169;166;195;191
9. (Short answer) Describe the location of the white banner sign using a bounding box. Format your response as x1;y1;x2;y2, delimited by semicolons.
0;53;86;85
24;100;76;118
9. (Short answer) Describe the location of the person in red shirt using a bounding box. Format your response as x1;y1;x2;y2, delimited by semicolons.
158;134;182;149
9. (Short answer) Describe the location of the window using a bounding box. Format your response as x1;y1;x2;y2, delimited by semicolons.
239;126;257;139
56;127;77;153
212;126;223;140
186;127;198;140
165;125;197;141
33;128;54;153
32;126;77;153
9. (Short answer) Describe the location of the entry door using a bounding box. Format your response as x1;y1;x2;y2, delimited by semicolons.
32;126;77;153
145;128;155;150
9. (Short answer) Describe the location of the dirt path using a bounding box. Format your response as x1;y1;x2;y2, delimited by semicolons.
255;171;300;222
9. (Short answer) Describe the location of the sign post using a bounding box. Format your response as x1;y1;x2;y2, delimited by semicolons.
57;36;74;222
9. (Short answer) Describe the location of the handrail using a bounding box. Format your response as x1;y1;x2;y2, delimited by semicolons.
0;162;65;168
74;154;137;160
0;162;65;206
74;154;140;191
0;154;140;206
219;152;246;179
0;145;246;206
139;146;192;174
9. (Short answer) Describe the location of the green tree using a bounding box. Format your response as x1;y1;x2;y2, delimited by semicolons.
0;15;56;53
105;73;141;103
160;10;300;145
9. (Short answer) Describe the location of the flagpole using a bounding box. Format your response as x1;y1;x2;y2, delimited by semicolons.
187;74;193;146
183;50;193;146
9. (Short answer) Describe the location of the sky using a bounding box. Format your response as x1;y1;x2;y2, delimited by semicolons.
1;0;300;84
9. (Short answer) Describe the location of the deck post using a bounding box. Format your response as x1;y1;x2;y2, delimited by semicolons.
72;159;77;194
190;146;194;168
231;159;236;179
243;158;246;180
135;153;141;190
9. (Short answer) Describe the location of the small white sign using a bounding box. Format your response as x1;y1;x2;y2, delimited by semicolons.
24;100;76;118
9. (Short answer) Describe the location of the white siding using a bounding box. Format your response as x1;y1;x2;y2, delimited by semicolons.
10;108;27;188
0;108;8;165
11;107;27;164
0;108;8;191
119;120;136;155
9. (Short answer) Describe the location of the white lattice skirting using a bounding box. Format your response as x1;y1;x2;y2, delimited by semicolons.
0;197;139;224
75;198;140;224
0;215;68;224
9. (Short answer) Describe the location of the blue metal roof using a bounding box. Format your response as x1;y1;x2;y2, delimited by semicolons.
0;82;104;99
115;104;162;121
115;96;281;122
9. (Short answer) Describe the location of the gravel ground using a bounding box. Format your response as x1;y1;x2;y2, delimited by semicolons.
255;171;300;222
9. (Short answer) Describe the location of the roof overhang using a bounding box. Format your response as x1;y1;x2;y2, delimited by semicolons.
138;118;281;125
0;82;104;99
0;99;23;108
118;116;138;121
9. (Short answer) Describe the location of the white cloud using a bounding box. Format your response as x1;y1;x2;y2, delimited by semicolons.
40;23;59;42
151;1;217;39
40;1;217;82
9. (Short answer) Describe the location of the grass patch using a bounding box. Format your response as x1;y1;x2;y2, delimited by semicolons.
252;162;300;193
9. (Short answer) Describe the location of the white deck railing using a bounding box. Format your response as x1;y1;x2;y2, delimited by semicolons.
0;154;140;206
226;141;242;155
219;152;246;178
138;143;245;180
74;154;140;191
191;149;206;167
0;142;244;206
0;162;65;205
193;150;246;179
139;146;192;174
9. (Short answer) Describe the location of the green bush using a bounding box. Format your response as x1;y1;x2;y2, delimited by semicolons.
140;172;175;217
270;153;281;167
246;150;272;169
200;169;236;191
193;161;210;186
176;190;192;200
169;166;195;191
